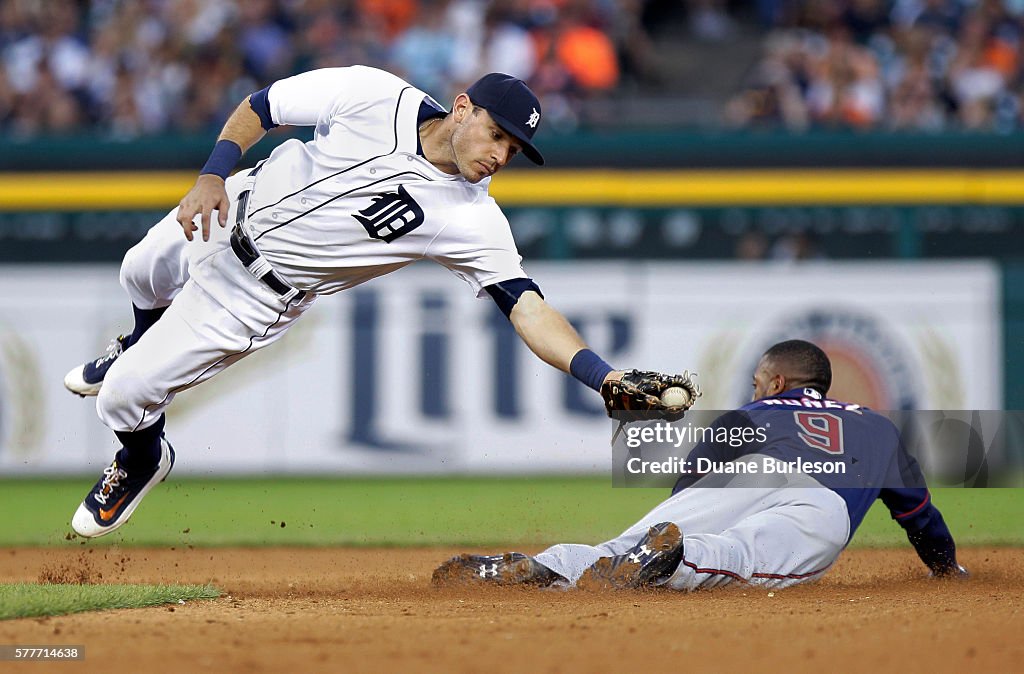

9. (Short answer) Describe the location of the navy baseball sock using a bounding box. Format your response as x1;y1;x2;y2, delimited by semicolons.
114;414;166;472
128;304;168;347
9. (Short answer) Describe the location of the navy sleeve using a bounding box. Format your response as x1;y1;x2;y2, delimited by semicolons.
880;488;959;574
485;278;543;319
248;86;278;130
877;429;958;573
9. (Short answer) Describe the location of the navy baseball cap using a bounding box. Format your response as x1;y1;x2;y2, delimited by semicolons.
466;73;544;165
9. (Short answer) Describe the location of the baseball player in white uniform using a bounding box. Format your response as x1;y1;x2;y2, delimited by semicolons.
434;340;967;590
64;67;639;538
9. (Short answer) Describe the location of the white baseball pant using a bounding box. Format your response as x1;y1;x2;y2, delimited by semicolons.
533;464;851;591
97;168;316;433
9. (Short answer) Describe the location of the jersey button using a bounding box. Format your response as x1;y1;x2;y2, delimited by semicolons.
271;212;280;219
369;168;376;174
300;198;308;205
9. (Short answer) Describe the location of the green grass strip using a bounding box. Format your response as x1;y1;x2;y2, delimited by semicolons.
0;477;1020;548
0;583;220;620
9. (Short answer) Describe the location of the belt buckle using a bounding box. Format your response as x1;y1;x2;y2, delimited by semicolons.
230;226;257;262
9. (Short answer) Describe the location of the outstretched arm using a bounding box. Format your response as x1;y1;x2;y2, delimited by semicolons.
495;284;698;416
509;291;621;385
176;98;268;242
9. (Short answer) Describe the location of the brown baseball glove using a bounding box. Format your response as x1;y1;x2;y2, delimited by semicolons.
601;370;701;421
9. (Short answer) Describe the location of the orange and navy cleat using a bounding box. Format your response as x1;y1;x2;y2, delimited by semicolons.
71;435;175;538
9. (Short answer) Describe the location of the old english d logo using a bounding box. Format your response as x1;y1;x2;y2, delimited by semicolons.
353;185;425;243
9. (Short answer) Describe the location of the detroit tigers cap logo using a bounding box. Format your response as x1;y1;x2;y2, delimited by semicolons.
466;73;545;165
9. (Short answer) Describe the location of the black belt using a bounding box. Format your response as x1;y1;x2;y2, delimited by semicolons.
230;189;305;300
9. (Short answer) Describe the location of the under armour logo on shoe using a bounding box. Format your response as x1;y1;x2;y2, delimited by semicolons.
478;563;499;578
526;108;540;128
628;545;653;564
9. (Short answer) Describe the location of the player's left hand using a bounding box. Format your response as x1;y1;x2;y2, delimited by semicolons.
176;174;231;242
601;369;701;421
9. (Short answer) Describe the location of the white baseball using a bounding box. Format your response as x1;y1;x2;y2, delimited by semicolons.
660;386;691;407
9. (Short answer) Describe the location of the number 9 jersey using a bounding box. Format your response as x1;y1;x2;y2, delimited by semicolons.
671;387;957;573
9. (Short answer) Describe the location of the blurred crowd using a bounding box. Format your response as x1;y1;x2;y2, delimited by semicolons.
0;0;654;137
727;0;1024;131
4;0;1022;137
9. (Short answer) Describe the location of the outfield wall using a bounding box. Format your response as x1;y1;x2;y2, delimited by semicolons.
2;130;1023;170
0;171;1021;265
0;164;1016;473
0;261;1000;475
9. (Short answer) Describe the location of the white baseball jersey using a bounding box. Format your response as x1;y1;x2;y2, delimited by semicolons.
246;66;526;297
100;66;528;434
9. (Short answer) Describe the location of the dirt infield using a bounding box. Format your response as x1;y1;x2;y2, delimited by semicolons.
1;546;1021;673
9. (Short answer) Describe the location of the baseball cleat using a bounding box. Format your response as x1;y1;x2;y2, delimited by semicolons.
71;435;175;538
576;522;685;591
432;552;564;587
64;335;130;397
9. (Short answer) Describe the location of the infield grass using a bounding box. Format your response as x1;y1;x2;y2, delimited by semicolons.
0;477;1020;548
0;583;220;620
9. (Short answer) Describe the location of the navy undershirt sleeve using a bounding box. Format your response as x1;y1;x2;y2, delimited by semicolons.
485;278;543;319
249;85;278;130
905;506;958;573
881;489;959;574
